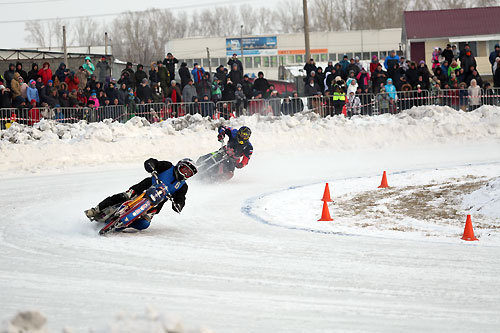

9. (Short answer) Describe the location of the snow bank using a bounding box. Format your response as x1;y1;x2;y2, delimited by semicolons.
0;311;47;333
1;105;499;175
462;177;500;219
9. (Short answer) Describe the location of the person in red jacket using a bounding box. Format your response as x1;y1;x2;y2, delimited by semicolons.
65;71;80;92
37;62;52;85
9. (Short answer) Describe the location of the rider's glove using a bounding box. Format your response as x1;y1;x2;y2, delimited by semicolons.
235;162;244;169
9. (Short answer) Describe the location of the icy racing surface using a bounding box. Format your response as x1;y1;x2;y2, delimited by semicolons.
1;106;500;332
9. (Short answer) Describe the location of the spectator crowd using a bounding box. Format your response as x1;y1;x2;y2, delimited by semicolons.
1;43;499;122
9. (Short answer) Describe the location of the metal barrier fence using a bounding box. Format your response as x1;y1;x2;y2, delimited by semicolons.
1;91;499;129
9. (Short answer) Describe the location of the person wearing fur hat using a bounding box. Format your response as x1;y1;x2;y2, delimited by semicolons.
27;79;39;103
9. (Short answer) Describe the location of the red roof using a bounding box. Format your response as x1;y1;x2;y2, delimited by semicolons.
404;6;500;40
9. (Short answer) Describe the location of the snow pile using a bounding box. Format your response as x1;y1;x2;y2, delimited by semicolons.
462;177;500;219
0;311;47;333
1;105;499;175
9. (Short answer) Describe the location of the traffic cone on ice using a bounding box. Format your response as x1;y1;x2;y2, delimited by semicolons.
461;215;478;241
378;171;389;188
318;201;333;221
321;183;333;202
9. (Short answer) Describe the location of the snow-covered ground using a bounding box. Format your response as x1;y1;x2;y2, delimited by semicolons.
1;106;500;332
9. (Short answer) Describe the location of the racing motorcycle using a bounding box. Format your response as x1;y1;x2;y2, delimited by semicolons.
195;142;239;182
96;171;180;235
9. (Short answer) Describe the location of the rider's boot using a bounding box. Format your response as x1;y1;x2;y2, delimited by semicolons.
85;206;101;221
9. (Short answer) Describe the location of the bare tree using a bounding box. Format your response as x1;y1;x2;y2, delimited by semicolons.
24;18;66;48
72;18;103;46
274;0;303;33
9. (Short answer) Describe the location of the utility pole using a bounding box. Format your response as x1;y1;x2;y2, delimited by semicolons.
206;47;212;74
62;25;68;66
240;25;244;59
104;32;109;56
302;0;310;62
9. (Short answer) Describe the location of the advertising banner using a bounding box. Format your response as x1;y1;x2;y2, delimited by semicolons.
226;36;277;56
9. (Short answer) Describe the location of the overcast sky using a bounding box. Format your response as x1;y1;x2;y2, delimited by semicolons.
0;0;277;49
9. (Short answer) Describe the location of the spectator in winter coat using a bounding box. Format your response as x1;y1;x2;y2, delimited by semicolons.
440;60;450;78
65;72;80;92
196;72;211;99
494;58;500;88
10;73;22;99
83;56;95;78
384;51;400;74
211;79;222;102
215;65;227;84
405;62;419;87
134;64;148;87
149;62;159;86
27;63;40;82
37;62;52;86
221;79;236;101
242;75;253;100
417;61;431;87
316;67;326;92
136;78;153;102
434;67;448;89
157;61;170;90
253;72;270;97
468;79;481;110
96;56;111;83
88;92;100;107
191;63;205;84
105;82;118;102
163;53;178;80
27;80;39;103
55;63;69;83
465;69;483;88
347;59;360;78
460;49;476;76
384;78;397;100
229;63;243;85
338;55;349;77
228;53;244;75
371;64;387;93
370;55;380;74
16;62;28;82
3;63;16;89
182;79;198;104
75;66;88;90
325;60;334;73
489;44;500;75
303;59;317;78
346;78;358;95
431;47;440;72
165;80;182;103
448;60;460;77
117;83;128;105
356;68;370;92
441;44;454;64
304;77;320;96
178;62;190;90
45;88;59;108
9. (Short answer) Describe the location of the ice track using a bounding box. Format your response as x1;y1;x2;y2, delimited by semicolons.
1;143;500;332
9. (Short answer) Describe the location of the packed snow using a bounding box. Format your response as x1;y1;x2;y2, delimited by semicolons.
1;105;500;332
462;177;500;220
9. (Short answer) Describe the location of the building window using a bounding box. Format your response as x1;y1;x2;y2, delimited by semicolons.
320;54;328;62
186;59;194;68
313;54;320;62
362;52;370;60
380;51;388;58
263;56;270;67
278;55;285;66
345;52;353;60
219;58;226;66
295;54;304;63
254;56;261;68
270;56;278;67
245;57;253;69
202;58;210;68
193;59;202;66
328;53;336;62
287;55;295;64
354;52;362;59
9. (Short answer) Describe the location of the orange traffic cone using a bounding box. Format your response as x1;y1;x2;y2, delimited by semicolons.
461;215;478;241
378;171;389;188
318;201;333;221
321;183;333;202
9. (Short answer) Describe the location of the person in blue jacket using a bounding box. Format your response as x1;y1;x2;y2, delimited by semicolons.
85;158;197;230
489;44;500;75
384;78;397;100
384;50;400;75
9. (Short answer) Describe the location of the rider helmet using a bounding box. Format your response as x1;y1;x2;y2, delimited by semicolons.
174;158;198;181
237;126;251;144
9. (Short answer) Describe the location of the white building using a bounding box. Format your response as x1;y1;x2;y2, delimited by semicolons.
166;29;402;80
